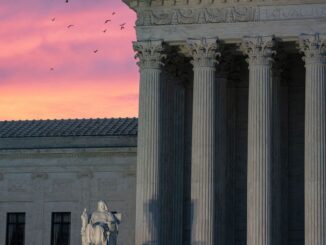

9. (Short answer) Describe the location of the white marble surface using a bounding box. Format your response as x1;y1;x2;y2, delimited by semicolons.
241;36;274;245
300;33;326;245
188;38;219;245
133;40;165;245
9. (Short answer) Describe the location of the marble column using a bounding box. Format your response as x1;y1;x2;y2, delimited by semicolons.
299;33;326;245
240;36;275;245
133;40;165;245
187;38;220;245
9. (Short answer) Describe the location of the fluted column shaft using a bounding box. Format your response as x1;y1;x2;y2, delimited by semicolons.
133;40;165;245
241;36;275;245
299;34;326;245
187;38;220;245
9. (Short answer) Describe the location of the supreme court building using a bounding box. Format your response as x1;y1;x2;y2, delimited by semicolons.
126;0;326;245
1;1;326;245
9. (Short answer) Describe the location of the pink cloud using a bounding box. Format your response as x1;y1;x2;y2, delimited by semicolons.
0;0;139;120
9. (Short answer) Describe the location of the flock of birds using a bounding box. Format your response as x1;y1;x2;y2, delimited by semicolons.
49;1;127;71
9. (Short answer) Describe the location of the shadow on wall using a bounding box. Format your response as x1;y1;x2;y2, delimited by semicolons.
143;199;160;245
190;200;209;245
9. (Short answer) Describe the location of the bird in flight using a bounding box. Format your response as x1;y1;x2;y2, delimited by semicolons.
103;29;107;33
66;0;69;2
67;24;74;28
93;50;98;53
104;19;111;24
51;17;56;22
112;12;116;15
50;67;54;71
120;23;126;30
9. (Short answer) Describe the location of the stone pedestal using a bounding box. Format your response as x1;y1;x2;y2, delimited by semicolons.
299;34;326;245
133;40;165;245
240;36;275;245
187;38;220;245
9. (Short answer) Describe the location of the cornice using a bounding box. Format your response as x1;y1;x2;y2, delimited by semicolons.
126;0;326;9
134;3;326;26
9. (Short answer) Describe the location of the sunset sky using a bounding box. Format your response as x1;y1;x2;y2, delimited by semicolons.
0;0;138;120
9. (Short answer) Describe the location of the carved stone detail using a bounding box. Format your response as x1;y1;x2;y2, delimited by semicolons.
240;36;276;65
77;169;94;179
244;35;275;245
136;6;257;26
187;38;220;67
8;180;29;192
134;4;326;26
81;201;121;245
31;172;48;180
259;4;326;21
133;40;166;69
299;33;326;64
128;0;326;8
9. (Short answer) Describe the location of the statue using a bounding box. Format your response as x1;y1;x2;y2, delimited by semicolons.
81;201;122;245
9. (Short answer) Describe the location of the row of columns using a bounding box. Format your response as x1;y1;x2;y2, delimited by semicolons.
133;33;326;245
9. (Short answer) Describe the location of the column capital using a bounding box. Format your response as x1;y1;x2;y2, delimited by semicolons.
133;40;166;69
187;38;221;68
240;36;276;65
299;33;326;64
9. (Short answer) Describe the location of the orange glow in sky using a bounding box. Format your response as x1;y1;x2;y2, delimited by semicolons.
0;0;138;120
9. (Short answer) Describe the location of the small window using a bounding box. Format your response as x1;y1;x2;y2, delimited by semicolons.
51;212;71;245
6;213;25;245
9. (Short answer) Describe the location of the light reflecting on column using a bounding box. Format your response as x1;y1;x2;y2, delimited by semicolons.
187;38;220;245
299;33;326;245
133;40;165;245
240;36;275;245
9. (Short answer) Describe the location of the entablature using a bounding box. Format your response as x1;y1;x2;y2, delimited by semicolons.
124;0;326;9
134;3;326;26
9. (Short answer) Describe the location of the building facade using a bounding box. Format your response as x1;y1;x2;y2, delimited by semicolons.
124;1;326;245
0;119;137;245
1;1;326;245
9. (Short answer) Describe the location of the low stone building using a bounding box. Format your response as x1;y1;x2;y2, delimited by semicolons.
0;118;137;245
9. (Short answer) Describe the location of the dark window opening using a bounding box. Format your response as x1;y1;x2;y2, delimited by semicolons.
51;212;71;245
6;213;25;245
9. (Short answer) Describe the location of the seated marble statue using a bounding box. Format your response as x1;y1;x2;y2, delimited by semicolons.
81;201;121;245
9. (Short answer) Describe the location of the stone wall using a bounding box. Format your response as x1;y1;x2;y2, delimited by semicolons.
0;136;137;245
